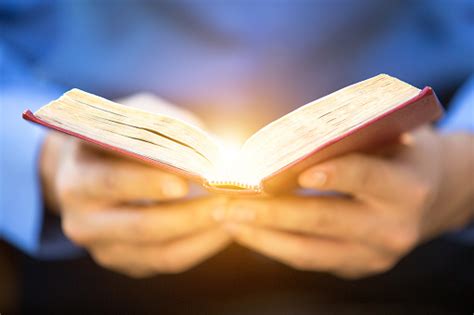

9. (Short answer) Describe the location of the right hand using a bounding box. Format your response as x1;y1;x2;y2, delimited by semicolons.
41;133;230;278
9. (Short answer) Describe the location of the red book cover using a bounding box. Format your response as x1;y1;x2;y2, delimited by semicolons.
23;86;443;195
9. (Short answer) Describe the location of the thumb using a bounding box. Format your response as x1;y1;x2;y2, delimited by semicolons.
90;162;190;201
60;151;189;202
298;153;399;199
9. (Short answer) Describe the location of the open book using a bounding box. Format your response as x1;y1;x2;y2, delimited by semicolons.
23;74;443;194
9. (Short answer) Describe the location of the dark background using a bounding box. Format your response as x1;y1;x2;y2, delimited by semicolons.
2;234;474;314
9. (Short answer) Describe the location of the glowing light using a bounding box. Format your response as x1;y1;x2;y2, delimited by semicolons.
204;138;261;190
218;141;241;165
202;121;263;190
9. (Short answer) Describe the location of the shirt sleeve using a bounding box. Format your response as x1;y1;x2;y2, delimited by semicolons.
438;75;474;133
1;83;57;254
438;74;474;244
0;39;84;259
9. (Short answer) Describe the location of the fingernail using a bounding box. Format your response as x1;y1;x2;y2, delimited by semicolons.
228;204;255;222
162;181;186;197
212;206;226;222
300;170;327;188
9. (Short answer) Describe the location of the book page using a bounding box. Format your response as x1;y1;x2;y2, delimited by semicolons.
240;74;421;182
35;89;221;178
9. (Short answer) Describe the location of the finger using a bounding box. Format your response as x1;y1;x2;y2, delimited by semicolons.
221;196;369;241
368;133;413;158
62;197;226;244
58;140;188;202
224;197;419;256
298;153;407;200
90;227;231;277
223;197;413;254
82;160;189;201
227;224;392;277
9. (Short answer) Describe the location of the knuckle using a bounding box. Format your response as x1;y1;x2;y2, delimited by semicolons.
90;245;125;269
383;226;419;254
91;246;156;278
287;242;318;271
369;257;397;274
335;260;394;279
332;255;398;279
154;252;187;274
91;250;116;269
61;218;91;245
165;263;189;274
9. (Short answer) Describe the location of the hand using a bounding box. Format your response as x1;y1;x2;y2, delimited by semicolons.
219;127;474;279
39;94;230;277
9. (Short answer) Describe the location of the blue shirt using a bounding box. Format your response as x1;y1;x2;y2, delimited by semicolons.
1;0;473;258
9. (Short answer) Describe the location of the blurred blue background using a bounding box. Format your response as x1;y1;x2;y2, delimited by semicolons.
1;0;473;313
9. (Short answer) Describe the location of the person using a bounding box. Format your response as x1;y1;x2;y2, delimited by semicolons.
37;76;474;279
1;0;473;311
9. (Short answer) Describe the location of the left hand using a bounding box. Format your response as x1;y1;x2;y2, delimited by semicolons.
217;127;474;279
